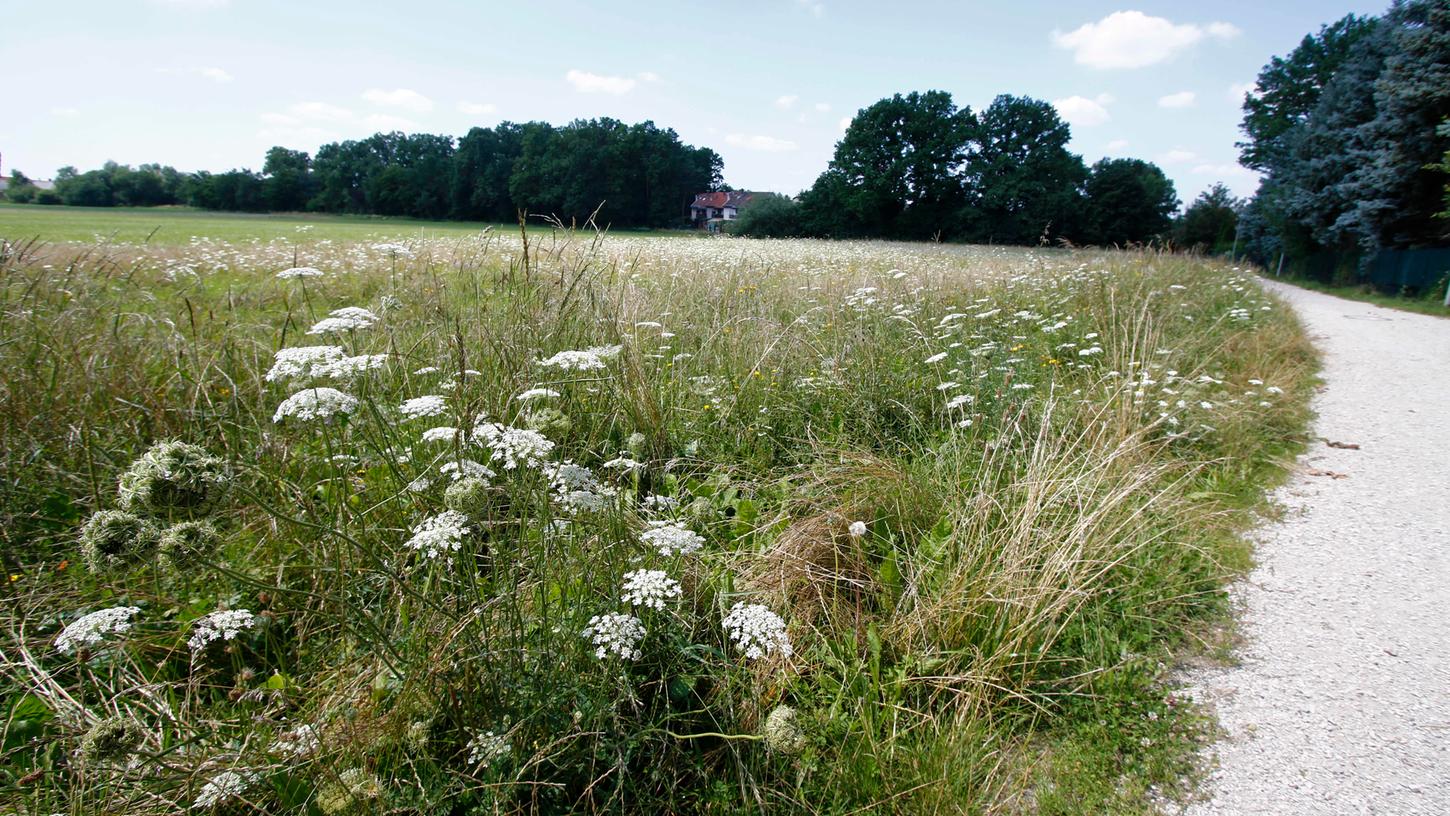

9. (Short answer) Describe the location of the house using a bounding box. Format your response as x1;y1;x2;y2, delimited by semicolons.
690;191;756;229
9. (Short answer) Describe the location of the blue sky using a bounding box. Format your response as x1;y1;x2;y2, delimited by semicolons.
2;0;1387;206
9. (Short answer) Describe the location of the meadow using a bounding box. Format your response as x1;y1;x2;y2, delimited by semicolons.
0;220;1314;814
0;203;682;246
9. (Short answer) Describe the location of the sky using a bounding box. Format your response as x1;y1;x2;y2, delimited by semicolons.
2;0;1389;207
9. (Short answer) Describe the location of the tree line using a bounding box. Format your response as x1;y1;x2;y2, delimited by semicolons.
3;119;723;229
1235;0;1449;267
731;91;1189;247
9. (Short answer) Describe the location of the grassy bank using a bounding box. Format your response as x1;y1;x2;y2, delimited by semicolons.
0;231;1314;814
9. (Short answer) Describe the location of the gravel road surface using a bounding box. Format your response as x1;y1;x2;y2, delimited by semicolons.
1185;281;1450;815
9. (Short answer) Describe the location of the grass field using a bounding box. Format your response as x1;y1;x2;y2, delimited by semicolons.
0;225;1314;814
0;203;687;245
1271;273;1450;319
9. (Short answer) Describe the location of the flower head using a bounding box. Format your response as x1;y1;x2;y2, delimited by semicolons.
117;440;227;516
306;307;378;335
620;569;682;609
722;602;792;660
848;520;867;538
77;716;145;768
188;609;257;652
265;346;345;382
466;729;511;767
158;520;221;570
404;510;470;560
639;521;704;557
193;770;256;810
399;395;448;420
472;421;555;470
56;606;142;654
763;705;807;754
582;612;645;660
273;387;358;423
79;510;159;573
276;266;323;279
538;345;622;371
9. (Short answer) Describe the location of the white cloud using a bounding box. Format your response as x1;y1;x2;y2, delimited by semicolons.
1053;93;1113;127
1106;138;1130;151
50;107;80;117
775;95;799;110
725;133;799;152
260;112;300;126
362;88;434;113
1052;11;1239;69
1158;91;1197;109
1227;82;1258;103
839;116;853;132
199;67;233;83
564;69;636;95
1159;149;1198;164
457;101;497;116
814;102;831;113
637;71;662;83
795;0;825;17
256;125;343;148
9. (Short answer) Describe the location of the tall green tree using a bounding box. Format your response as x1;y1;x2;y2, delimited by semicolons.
1175;183;1242;252
1081;158;1178;246
822;91;974;239
261;147;313;212
964;95;1086;245
1238;14;1378;171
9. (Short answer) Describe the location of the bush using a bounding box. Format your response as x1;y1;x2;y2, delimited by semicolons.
727;193;806;238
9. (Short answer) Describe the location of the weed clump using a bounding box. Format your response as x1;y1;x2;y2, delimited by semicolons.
78;510;159;572
117;440;227;516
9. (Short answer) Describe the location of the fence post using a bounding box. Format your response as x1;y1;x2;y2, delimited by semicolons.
1275;253;1285;278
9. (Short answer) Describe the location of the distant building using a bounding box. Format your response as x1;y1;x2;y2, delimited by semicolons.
690;191;756;229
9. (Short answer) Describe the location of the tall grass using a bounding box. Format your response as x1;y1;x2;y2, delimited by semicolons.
0;231;1313;814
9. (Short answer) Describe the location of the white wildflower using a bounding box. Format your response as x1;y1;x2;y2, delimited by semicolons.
272;723;321;758
439;459;496;481
1078;346;1103;357
273;387;358;423
945;393;975;409
404;510;470;560
421;426;461;444
848;521;867;538
640;521;704;557
466;730;511;767
620;570;682;609
316;354;388;380
400;395;448;419
265;346;344;382
276;266;323;279
192;770;255;810
722;602;792;660
55;606;141;654
188;609;257;652
924;352;948;364
640;494;679;513
516;387;561;402
305;307;378;335
539;348;611;371
473;421;555;470
582;613;645;660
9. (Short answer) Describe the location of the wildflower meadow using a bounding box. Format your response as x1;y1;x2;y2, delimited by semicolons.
0;227;1313;814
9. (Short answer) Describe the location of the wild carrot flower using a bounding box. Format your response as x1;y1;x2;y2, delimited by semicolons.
117;440;227;516
193;770;255;810
582;613;645;660
317;354;388;380
276;266;323;279
472;421;555;470
265;346;345;382
763;705;807;754
444;477;494;518
306;307;378;335
79;510;159;573
400;395;448;419
77;717;145;768
404;510;470;560
272;723;321;758
56;606;142;654
466;730;511;767
158;521;221;570
273;387;358;423
188;609;257;652
620;570;682;609
538;345;622;371
640;521;704;557
722;602;792;660
515;387;561;402
421;426;461;444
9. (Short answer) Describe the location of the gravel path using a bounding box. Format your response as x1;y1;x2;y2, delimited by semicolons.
1184;280;1450;815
